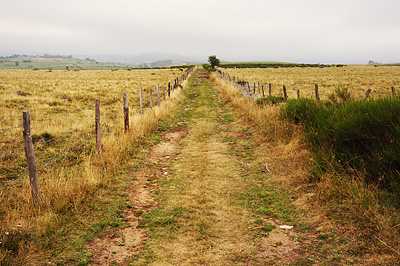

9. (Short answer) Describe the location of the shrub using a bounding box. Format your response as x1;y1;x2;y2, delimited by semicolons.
282;97;400;200
328;86;352;104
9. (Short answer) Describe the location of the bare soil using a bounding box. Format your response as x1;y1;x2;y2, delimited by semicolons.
88;129;187;265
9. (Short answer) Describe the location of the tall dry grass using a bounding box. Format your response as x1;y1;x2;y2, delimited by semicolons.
0;68;190;264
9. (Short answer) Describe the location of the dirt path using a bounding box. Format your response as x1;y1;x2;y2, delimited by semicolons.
88;69;327;265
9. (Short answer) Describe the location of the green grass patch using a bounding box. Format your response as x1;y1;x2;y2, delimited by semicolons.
256;96;285;105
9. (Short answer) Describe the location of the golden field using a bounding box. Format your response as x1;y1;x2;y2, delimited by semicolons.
220;65;400;100
0;68;186;180
0;68;185;128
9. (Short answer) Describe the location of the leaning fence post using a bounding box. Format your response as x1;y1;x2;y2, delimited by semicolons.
315;84;320;103
23;110;40;204
261;85;265;96
156;84;160;106
123;93;129;132
95;99;102;155
269;83;272;96
168;83;171;97
283;85;288;101
362;89;372;101
139;87;143;115
297;89;300;99
392;87;396;97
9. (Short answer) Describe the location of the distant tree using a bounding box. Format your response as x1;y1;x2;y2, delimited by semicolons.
208;55;220;69
15;61;19;66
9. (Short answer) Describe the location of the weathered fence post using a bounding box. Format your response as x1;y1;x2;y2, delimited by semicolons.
123;93;129;132
95;99;102;155
315;84;320;103
253;83;256;94
261;85;265;96
392;87;396;97
23;110;40;204
297;89;300;99
269;83;272;96
156;84;160;106
283;85;288;101
168;83;171;97
139;87;143;115
149;88;153;109
362;89;372;101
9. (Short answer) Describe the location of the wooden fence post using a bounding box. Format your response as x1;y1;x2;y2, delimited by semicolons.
392;87;396;97
156;84;160;106
23;110;40;204
123;93;129;132
139;87;143;115
253;83;256;94
283;85;288;101
95;99;102;155
297;89;300;99
362;89;372;101
150;88;153;109
269;83;272;96
315;84;320;103
168;83;171;97
261;85;265;96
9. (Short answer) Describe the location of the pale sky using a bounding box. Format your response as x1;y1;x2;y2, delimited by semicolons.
1;0;400;64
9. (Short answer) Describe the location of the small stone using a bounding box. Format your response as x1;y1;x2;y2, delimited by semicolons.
279;225;294;230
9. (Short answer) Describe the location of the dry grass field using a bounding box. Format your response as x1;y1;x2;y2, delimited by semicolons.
220;65;400;100
0;68;189;264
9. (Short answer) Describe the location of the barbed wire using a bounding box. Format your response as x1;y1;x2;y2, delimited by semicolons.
34;121;95;148
0;175;28;189
0;149;25;160
0;125;23;131
0;121;95;160
1;98;121;132
31;106;94;126
100;98;121;106
1;121;121;190
102;121;121;133
36;136;96;174
102;110;121;120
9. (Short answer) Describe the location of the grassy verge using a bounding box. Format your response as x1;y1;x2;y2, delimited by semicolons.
211;73;400;264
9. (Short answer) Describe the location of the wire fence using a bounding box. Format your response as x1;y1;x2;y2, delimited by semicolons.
0;66;196;194
215;70;398;101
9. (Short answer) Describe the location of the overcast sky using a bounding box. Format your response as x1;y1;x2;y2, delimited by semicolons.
1;0;400;64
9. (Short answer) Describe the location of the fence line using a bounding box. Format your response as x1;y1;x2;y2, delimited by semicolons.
0;66;195;202
216;70;398;101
